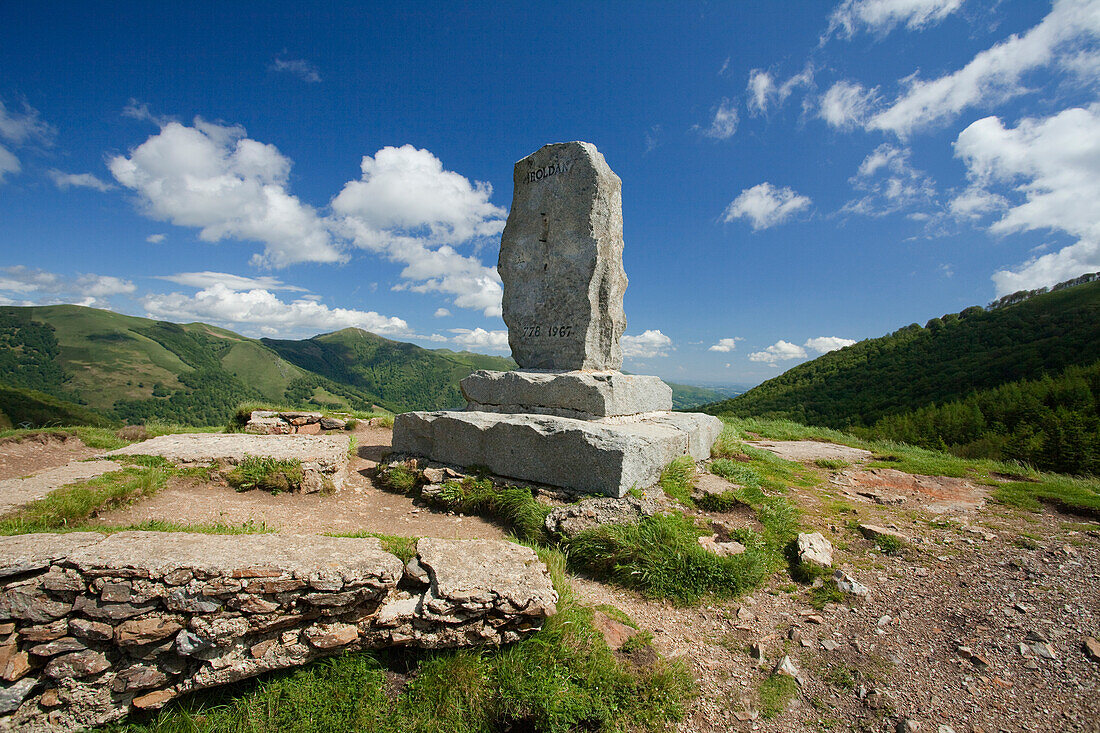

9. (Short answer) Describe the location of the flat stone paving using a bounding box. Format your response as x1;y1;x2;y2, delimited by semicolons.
107;433;349;464
0;460;124;516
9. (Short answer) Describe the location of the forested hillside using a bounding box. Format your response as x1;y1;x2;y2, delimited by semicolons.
860;360;1099;475
261;329;516;414
702;279;1100;428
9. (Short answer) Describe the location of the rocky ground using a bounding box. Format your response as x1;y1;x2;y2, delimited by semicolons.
1;428;1097;731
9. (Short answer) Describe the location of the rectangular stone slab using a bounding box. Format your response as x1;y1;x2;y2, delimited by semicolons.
461;369;672;418
391;410;722;497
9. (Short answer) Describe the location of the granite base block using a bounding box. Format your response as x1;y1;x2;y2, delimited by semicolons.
391;410;721;498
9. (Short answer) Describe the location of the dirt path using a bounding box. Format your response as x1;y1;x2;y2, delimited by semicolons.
0;433;103;481
97;424;506;540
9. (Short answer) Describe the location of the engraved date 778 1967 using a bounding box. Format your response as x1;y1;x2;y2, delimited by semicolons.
522;324;575;338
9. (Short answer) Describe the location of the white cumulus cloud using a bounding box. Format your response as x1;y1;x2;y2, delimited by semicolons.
0;98;54;182
747;66;815;116
146;234;166;243
708;337;742;352
868;0;1100;136
804;336;857;353
108;118;341;268
826;0;964;40
332;144;507;316
843;143;939;217
433;308;451;318
622;330;674;358
723;182;812;230
141;283;408;338
447;327;509;352
952;104;1100;295
748;340;808;363
48;170;115;192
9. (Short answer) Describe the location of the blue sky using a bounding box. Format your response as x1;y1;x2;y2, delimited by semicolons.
1;0;1098;387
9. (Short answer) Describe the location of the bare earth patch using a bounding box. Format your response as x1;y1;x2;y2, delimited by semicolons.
0;433;103;481
96;424;506;540
832;466;989;513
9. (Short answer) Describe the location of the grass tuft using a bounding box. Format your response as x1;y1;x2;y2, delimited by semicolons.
658;455;697;506
432;478;550;542
566;513;771;605
225;455;303;494
377;465;419;493
759;674;798;719
0;465;170;534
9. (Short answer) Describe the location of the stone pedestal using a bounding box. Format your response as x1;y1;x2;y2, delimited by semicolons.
391;368;721;497
390;142;721;497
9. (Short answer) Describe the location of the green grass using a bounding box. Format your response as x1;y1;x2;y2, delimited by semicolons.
0;425;131;451
226;455;304;494
377;464;419;493
875;535;906;556
719;416;1100;517
808;580;845;610
328;531;419;562
433;478;551;543
98;519;275;535
813;458;850;470
566;512;771;605
759;674;798;719
0;464;170;533
658;455;697;506
594;604;638;629
115;549;694;733
696;490;741;513
709;458;762;487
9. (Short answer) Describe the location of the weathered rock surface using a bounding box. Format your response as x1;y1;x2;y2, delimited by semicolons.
796;532;834;568
0;532;556;731
499;141;627;371
107;433;351;493
544;493;659;538
392;410;721;497
461;369;671;418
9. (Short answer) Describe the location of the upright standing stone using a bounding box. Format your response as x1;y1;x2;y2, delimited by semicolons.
499;142;627;371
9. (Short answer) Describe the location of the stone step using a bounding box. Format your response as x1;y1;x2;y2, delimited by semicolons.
460;369;672;419
392;409;722;497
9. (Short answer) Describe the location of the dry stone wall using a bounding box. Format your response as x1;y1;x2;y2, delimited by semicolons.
0;532;556;731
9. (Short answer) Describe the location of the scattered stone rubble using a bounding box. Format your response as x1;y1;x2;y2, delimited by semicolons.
108;433;351;493
243;411;349;435
0;531;556;730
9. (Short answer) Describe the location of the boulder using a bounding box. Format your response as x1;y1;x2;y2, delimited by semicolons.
544;493;658;538
796;532;834;568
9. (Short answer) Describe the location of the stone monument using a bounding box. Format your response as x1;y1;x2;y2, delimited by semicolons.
391;142;721;497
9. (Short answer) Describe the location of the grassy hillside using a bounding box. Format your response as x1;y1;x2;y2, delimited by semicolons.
262;328;517;413
702;279;1100;429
